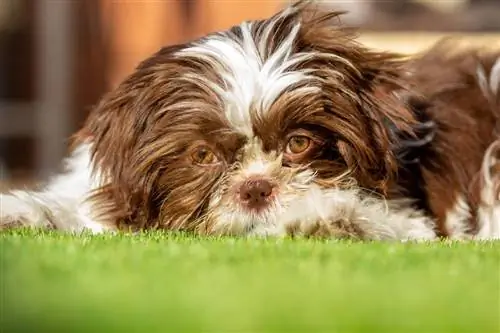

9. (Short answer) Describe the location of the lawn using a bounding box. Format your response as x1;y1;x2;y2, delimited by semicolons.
0;229;499;333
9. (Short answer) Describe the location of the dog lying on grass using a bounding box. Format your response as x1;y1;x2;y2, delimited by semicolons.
1;1;499;240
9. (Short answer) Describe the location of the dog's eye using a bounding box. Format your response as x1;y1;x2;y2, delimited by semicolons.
191;146;219;165
286;136;311;155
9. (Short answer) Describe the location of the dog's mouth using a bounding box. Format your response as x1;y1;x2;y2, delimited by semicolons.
201;196;289;236
203;166;320;236
216;188;327;236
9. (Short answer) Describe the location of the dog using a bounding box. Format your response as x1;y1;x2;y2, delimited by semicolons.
1;1;499;240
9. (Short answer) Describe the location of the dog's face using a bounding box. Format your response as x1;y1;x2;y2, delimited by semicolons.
83;3;416;234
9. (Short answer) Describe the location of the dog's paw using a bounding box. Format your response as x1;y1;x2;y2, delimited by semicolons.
0;193;53;230
0;214;24;230
284;214;367;240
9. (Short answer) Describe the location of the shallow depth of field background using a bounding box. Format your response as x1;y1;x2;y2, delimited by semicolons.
0;0;500;187
1;1;500;332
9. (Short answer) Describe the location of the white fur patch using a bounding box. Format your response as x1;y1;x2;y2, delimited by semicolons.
274;186;437;241
489;57;500;95
180;25;308;137
477;56;500;104
444;194;472;239
477;64;489;101
476;140;500;239
0;143;110;233
178;11;352;138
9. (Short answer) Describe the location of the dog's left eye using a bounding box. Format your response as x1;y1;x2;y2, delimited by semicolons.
286;136;311;155
191;146;219;165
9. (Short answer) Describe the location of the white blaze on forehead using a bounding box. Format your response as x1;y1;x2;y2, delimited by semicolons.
177;8;356;138
180;23;306;137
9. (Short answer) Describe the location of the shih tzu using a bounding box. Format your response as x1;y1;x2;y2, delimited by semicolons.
1;1;499;240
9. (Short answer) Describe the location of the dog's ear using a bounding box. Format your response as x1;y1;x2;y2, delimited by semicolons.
281;2;419;192
72;44;198;229
294;2;414;124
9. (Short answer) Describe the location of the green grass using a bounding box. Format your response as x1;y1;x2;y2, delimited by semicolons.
0;229;499;333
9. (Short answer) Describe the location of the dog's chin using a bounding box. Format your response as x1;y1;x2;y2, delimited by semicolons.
203;184;437;241
204;200;284;236
203;185;330;237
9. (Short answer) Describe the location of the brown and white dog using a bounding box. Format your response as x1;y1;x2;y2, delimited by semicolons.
1;1;499;240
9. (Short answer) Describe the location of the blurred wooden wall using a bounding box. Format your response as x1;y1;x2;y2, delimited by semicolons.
101;0;285;87
1;0;285;179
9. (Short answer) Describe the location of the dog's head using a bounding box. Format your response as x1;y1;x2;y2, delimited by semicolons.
81;1;418;234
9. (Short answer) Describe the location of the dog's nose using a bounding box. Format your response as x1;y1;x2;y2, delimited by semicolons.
239;178;274;210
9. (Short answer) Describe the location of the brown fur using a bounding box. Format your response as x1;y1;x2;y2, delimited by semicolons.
70;1;498;237
404;42;500;235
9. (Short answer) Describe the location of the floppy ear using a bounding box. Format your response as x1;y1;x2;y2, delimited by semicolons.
72;44;196;229
287;2;422;193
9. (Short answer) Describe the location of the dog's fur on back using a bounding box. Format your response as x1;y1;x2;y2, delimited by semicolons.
1;1;499;240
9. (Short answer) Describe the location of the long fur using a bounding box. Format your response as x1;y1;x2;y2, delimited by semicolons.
1;1;499;240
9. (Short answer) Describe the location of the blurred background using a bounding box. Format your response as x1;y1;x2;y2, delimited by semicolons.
0;0;499;188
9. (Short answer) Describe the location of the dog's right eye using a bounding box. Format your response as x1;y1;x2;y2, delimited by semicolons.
191;146;220;166
286;136;311;154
